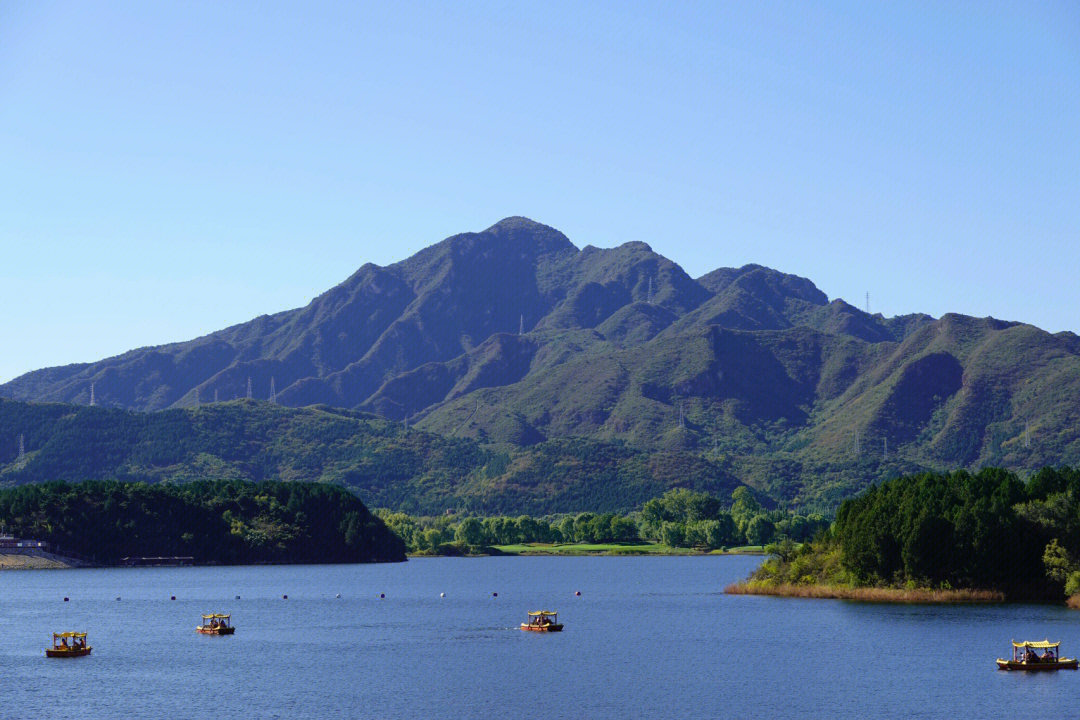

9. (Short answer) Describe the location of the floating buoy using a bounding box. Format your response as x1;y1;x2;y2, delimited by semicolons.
335;593;341;599
235;595;240;600
492;592;498;598
63;597;69;602
170;596;176;600
282;594;288;600
575;591;581;596
379;593;385;599
116;596;121;601
440;592;445;598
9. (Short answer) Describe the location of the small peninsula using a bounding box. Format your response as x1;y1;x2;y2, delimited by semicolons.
726;467;1080;605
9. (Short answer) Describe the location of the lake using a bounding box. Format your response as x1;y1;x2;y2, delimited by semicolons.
2;556;1079;718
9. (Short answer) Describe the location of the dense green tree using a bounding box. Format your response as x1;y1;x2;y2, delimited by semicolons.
609;515;640;542
745;515;775;545
573;513;597;543
731;486;763;531
455;517;486;547
661;522;686;548
556;516;575;543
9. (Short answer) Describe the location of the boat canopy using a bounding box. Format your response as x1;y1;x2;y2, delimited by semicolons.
202;614;230;619
527;610;558;616
1012;640;1060;648
53;632;87;638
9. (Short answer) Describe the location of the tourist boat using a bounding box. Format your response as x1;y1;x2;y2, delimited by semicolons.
196;614;235;635
996;640;1078;670
45;632;92;657
520;610;563;632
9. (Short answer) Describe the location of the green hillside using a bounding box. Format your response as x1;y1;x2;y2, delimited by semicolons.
0;399;744;515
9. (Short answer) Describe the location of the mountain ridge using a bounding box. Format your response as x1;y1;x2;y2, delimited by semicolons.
4;217;1079;506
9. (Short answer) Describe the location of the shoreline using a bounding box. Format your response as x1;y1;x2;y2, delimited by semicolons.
0;556;407;571
410;542;768;558
724;581;1006;604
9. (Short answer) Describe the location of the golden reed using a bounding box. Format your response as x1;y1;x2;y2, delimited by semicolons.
724;582;1004;604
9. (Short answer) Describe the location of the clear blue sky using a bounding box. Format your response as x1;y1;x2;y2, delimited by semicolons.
1;1;1077;384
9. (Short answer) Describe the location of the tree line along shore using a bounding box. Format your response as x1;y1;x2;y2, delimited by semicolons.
375;487;828;556
0;480;822;567
9;465;1080;612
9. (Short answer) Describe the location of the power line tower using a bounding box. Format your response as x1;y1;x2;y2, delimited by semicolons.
678;400;685;429
246;377;252;400
269;377;277;403
519;314;524;335
1024;421;1031;449
865;292;870;313
647;277;654;304
214;388;219;403
17;433;25;468
194;388;200;408
89;382;95;406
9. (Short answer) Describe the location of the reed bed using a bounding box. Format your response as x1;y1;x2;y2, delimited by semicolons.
724;581;1005;604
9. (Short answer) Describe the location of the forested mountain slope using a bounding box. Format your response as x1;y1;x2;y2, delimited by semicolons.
0;398;744;514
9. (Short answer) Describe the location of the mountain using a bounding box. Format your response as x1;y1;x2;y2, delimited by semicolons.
4;217;1080;506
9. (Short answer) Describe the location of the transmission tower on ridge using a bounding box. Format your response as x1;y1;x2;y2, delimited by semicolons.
17;433;25;468
194;388;200;408
214;389;219;403
647;277;654;304
519;314;524;335
269;377;277;403
865;292;870;313
1025;421;1031;449
89;382;95;406
246;377;252;400
678;401;685;429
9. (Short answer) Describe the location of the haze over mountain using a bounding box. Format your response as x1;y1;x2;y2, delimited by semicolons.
4;217;1079;506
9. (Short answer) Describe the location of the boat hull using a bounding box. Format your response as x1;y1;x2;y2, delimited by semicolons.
196;626;235;635
520;623;563;632
45;647;92;658
996;658;1078;671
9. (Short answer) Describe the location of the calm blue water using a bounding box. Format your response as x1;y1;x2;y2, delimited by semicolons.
2;556;1079;719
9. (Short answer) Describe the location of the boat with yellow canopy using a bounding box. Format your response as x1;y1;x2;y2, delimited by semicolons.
45;632;91;657
196;614;235;635
996;640;1078;671
520;610;563;632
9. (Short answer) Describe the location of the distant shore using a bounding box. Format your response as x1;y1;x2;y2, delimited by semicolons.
724;581;1005;604
0;552;76;570
409;542;768;557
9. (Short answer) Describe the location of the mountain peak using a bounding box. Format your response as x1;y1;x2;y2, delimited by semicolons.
483;216;566;238
697;264;827;305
